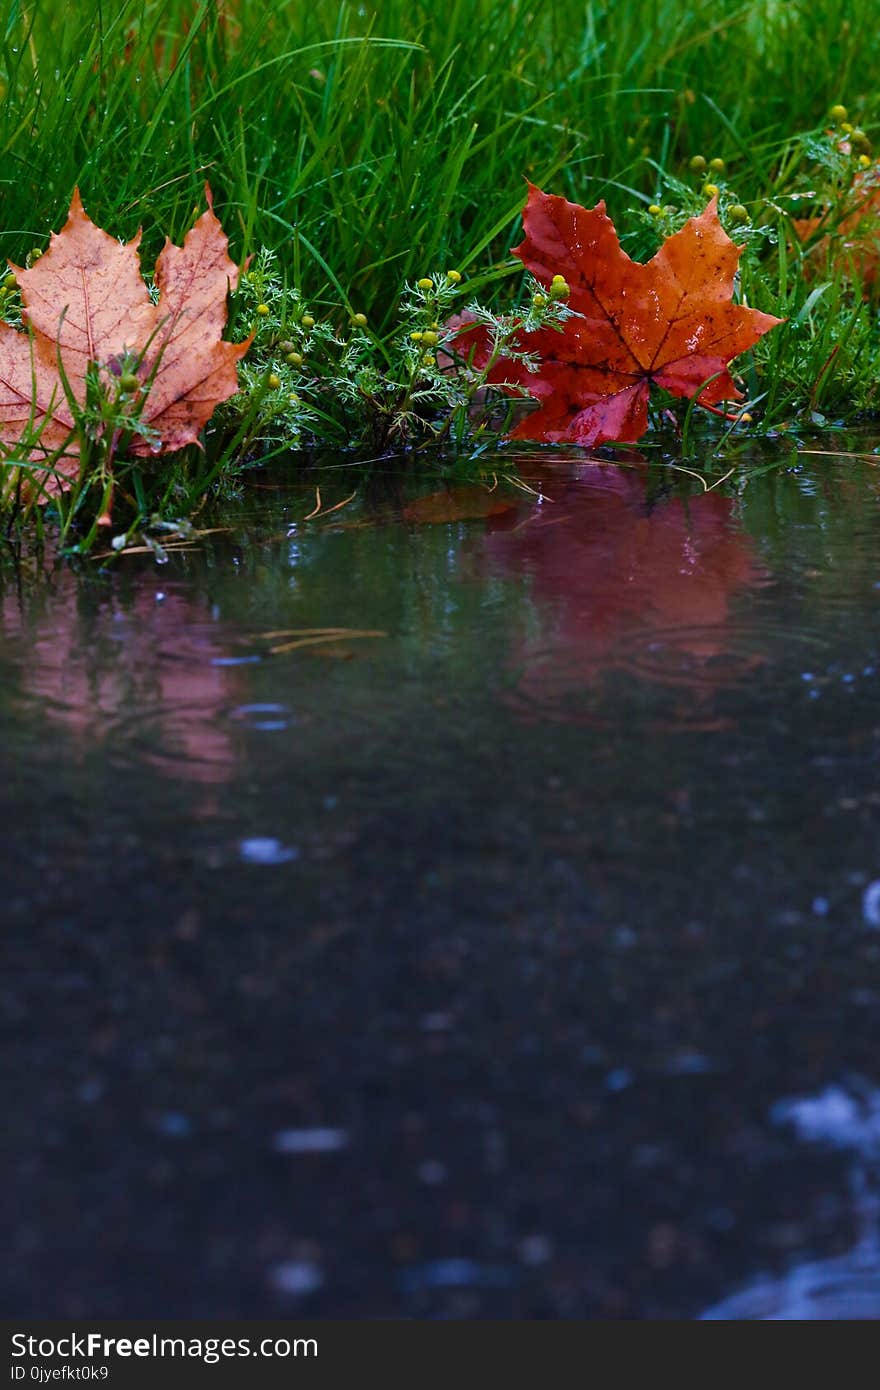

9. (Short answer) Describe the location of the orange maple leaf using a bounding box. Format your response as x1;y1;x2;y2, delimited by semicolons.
453;184;783;446
0;187;250;495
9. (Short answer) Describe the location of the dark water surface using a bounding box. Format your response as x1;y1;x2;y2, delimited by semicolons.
3;452;880;1319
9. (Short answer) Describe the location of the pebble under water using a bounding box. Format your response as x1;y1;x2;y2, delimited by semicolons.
2;448;880;1319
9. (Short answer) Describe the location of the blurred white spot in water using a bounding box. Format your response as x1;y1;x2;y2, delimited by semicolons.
157;1111;192;1138
418;1160;448;1185
239;838;299;866
273;1128;348;1154
701;1240;880;1319
771;1086;880;1152
397;1259;518;1293
604;1067;634;1092
862;881;880;927
703;1085;880;1319
518;1234;554;1266
419;1012;453;1032
612;926;639;949
662;1051;714;1076
269;1261;324;1296
229;702;292;730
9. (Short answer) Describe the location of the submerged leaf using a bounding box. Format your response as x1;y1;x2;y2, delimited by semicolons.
403;486;516;524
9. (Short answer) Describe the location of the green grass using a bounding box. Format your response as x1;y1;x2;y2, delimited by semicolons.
0;0;875;282
2;0;880;547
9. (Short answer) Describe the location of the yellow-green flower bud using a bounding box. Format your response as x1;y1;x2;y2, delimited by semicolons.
445;270;462;283
301;314;315;329
689;155;707;173
351;312;368;327
421;330;439;346
648;204;662;216
858;153;872;168
830;104;848;123
417;278;434;291
119;372;140;393
286;351;304;367
532;292;547;307
841;122;854;135
256;303;271;317
268;373;281;389
702;183;719;199
709;157;725;174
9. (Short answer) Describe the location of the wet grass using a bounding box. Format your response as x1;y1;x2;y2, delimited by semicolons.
1;1;876;282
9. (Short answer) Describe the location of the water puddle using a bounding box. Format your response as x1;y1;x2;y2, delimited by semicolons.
3;446;880;1317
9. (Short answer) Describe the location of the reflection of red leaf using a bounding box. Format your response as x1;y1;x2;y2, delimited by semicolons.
481;466;766;720
403;486;516;524
454;185;782;446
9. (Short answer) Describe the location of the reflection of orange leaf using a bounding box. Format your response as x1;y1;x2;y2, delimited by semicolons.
0;188;250;494
403;486;516;524
1;584;243;795
453;185;781;446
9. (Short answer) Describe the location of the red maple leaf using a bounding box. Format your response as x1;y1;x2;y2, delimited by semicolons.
452;185;783;446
